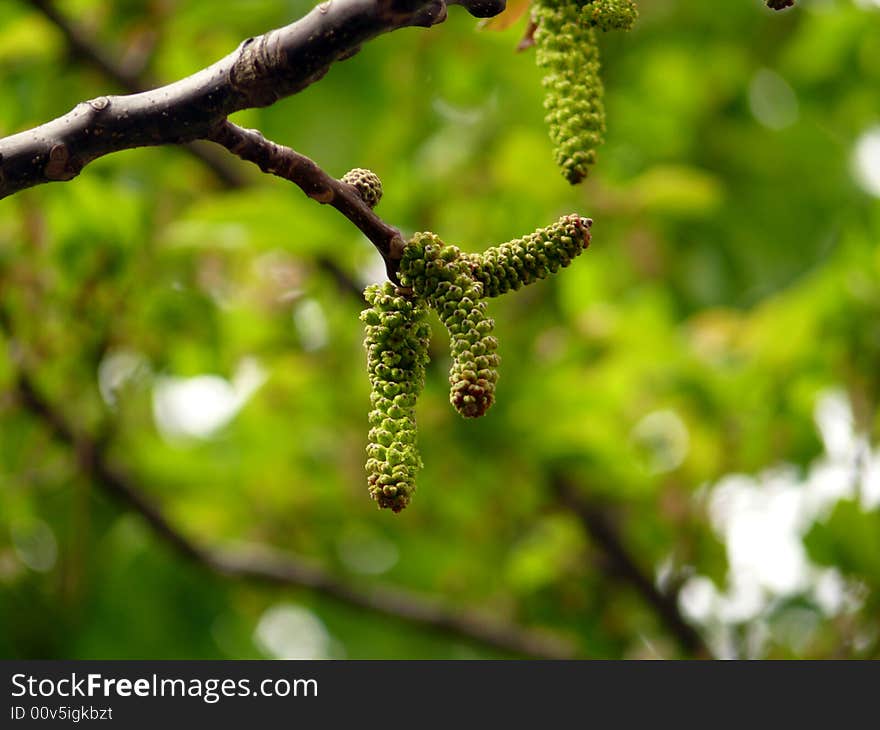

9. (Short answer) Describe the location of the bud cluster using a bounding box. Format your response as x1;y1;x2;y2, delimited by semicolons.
341;168;383;209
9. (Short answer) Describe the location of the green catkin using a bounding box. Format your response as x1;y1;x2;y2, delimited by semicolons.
341;168;383;209
534;0;606;185
399;233;501;419
464;214;593;298
361;282;430;512
362;215;592;503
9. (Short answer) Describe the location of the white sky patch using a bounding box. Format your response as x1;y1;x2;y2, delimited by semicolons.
98;349;149;408
679;575;717;623
710;470;812;598
678;388;878;654
813;568;848;616
254;604;340;660
852;126;880;198
357;257;390;291
861;450;880;509
749;69;799;131
152;357;266;441
815;389;855;459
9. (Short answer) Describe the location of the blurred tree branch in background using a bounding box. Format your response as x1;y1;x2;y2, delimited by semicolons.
552;476;709;658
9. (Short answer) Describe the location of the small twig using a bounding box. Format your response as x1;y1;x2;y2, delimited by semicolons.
551;475;711;658
207;120;405;278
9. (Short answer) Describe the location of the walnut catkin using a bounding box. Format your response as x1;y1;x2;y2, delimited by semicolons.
534;0;606;185
399;233;501;419
464;214;592;298
533;0;637;184
361;282;430;512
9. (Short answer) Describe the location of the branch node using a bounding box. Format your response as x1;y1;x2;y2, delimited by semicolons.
44;143;81;181
310;187;336;204
229;34;284;107
388;234;406;261
88;96;111;111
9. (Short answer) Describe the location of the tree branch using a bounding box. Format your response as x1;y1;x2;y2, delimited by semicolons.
1;0;502;200
1;320;573;658
23;0;249;188
24;0;369;299
551;475;711;658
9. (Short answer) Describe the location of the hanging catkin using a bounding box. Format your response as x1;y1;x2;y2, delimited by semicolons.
361;282;430;512
534;0;606;184
399;233;501;419
532;0;637;184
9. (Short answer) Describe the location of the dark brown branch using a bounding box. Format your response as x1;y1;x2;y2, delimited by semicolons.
24;0;248;189
551;475;711;659
25;0;367;299
448;0;506;17
2;336;573;658
206;121;404;277
1;0;500;199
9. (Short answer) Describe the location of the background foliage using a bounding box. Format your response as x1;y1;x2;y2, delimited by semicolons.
1;0;879;659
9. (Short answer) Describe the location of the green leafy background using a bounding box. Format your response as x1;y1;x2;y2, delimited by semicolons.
1;0;879;659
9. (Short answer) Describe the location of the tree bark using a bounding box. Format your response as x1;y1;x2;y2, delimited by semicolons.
0;0;503;199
